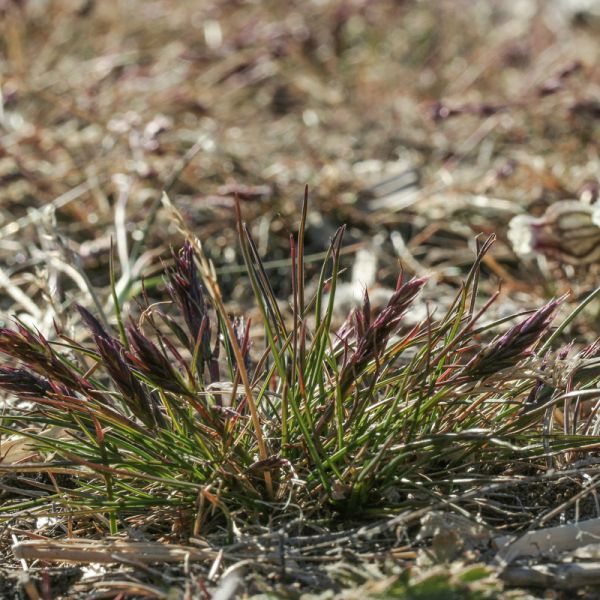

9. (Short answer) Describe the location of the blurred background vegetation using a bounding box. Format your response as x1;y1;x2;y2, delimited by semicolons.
1;0;600;333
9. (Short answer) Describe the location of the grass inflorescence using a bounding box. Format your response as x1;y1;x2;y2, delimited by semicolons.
0;197;599;542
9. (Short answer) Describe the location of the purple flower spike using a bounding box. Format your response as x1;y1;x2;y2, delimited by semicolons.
165;242;212;369
339;276;427;392
465;297;565;378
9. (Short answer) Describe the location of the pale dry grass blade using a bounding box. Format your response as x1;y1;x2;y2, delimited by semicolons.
12;539;216;564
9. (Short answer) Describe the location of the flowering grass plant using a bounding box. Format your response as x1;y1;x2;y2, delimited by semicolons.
1;198;598;549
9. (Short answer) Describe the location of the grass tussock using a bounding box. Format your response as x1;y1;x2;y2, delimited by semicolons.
1;197;599;548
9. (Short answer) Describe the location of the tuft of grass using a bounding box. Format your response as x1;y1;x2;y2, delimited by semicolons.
1;200;599;538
